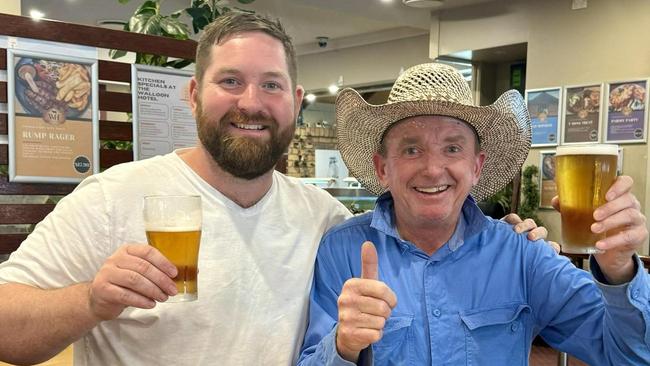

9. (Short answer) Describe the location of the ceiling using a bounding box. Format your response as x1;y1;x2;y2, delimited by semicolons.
20;0;496;55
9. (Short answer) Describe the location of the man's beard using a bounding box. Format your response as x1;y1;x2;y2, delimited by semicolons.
196;101;295;180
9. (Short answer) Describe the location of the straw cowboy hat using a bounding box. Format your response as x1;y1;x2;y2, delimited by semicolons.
336;62;531;201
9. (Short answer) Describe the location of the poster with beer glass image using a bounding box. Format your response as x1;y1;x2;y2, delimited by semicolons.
8;50;98;183
555;144;618;254
562;84;603;144
539;150;557;208
605;79;648;143
525;88;561;146
144;195;202;302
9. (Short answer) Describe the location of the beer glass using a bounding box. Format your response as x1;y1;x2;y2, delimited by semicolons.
143;195;202;302
555;144;618;254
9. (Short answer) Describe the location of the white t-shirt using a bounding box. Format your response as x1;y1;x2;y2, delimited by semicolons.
0;150;352;365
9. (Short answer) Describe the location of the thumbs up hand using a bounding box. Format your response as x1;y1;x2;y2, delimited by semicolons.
335;241;398;362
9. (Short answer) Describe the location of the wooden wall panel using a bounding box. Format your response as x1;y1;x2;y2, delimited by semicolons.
0;14;196;60
100;148;133;168
0;176;76;195
99;90;132;113
99;120;133;141
0;114;6;135
0;204;56;224
0;234;27;255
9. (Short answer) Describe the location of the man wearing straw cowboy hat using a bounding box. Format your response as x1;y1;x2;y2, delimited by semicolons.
298;63;650;365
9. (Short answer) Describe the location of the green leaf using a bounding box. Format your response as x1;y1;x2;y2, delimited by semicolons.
134;0;160;16
159;17;190;39
237;0;256;4
170;10;183;19
108;48;127;59
185;4;211;19
163;58;194;69
118;0;131;4
185;6;212;33
130;13;162;35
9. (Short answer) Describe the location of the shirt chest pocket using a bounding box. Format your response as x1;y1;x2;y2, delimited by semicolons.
459;303;530;366
372;315;414;365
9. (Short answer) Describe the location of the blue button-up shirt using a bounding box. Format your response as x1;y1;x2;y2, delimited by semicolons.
298;194;650;365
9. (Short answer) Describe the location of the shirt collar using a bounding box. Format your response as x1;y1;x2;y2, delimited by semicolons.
370;192;489;253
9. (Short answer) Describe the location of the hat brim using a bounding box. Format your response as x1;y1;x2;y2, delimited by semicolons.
336;88;531;201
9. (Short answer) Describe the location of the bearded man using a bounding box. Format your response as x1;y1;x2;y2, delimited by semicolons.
0;12;352;365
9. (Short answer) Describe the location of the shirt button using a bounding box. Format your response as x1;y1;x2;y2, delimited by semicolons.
432;309;441;317
632;289;640;299
511;323;519;332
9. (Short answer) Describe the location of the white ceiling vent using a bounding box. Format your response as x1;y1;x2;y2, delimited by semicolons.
402;0;445;8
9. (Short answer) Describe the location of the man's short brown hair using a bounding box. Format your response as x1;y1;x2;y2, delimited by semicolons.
195;12;298;90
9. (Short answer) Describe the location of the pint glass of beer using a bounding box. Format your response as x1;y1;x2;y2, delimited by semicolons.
143;195;202;302
555;144;618;254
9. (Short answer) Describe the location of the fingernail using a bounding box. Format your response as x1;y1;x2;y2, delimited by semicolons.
530;234;538;241
168;267;178;278
168;285;178;295
592;223;603;233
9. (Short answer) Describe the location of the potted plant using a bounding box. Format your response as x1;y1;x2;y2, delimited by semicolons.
518;165;543;226
111;0;255;67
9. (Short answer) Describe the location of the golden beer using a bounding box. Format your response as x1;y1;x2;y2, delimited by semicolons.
146;229;201;297
143;195;202;302
555;144;618;253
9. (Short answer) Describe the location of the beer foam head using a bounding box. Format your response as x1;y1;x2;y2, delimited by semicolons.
556;144;618;156
144;224;201;232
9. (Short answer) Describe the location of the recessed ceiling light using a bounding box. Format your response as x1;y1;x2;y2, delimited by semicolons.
30;9;45;20
305;94;316;102
328;85;339;94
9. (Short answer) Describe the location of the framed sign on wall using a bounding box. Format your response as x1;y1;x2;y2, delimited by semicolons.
525;87;561;147
8;49;99;183
561;83;603;144
131;64;194;160
604;79;648;144
539;150;557;209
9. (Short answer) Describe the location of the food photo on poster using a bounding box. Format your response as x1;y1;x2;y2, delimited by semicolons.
8;49;98;183
15;58;92;121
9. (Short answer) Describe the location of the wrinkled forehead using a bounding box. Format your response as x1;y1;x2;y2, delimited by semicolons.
381;115;479;145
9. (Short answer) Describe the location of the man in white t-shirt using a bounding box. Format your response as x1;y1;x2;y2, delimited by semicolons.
0;12;554;366
0;12;354;365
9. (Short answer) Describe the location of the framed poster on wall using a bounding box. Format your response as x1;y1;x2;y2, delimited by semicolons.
561;83;603;144
8;50;99;183
525;87;561;146
131;64;194;160
604;79;648;143
539;150;557;209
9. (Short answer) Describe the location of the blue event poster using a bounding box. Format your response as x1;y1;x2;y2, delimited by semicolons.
606;80;647;143
527;88;560;146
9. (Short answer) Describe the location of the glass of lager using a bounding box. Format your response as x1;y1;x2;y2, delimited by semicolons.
555;144;618;254
143;195;202;302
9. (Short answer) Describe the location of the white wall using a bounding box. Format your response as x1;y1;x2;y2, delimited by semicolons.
297;34;431;91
